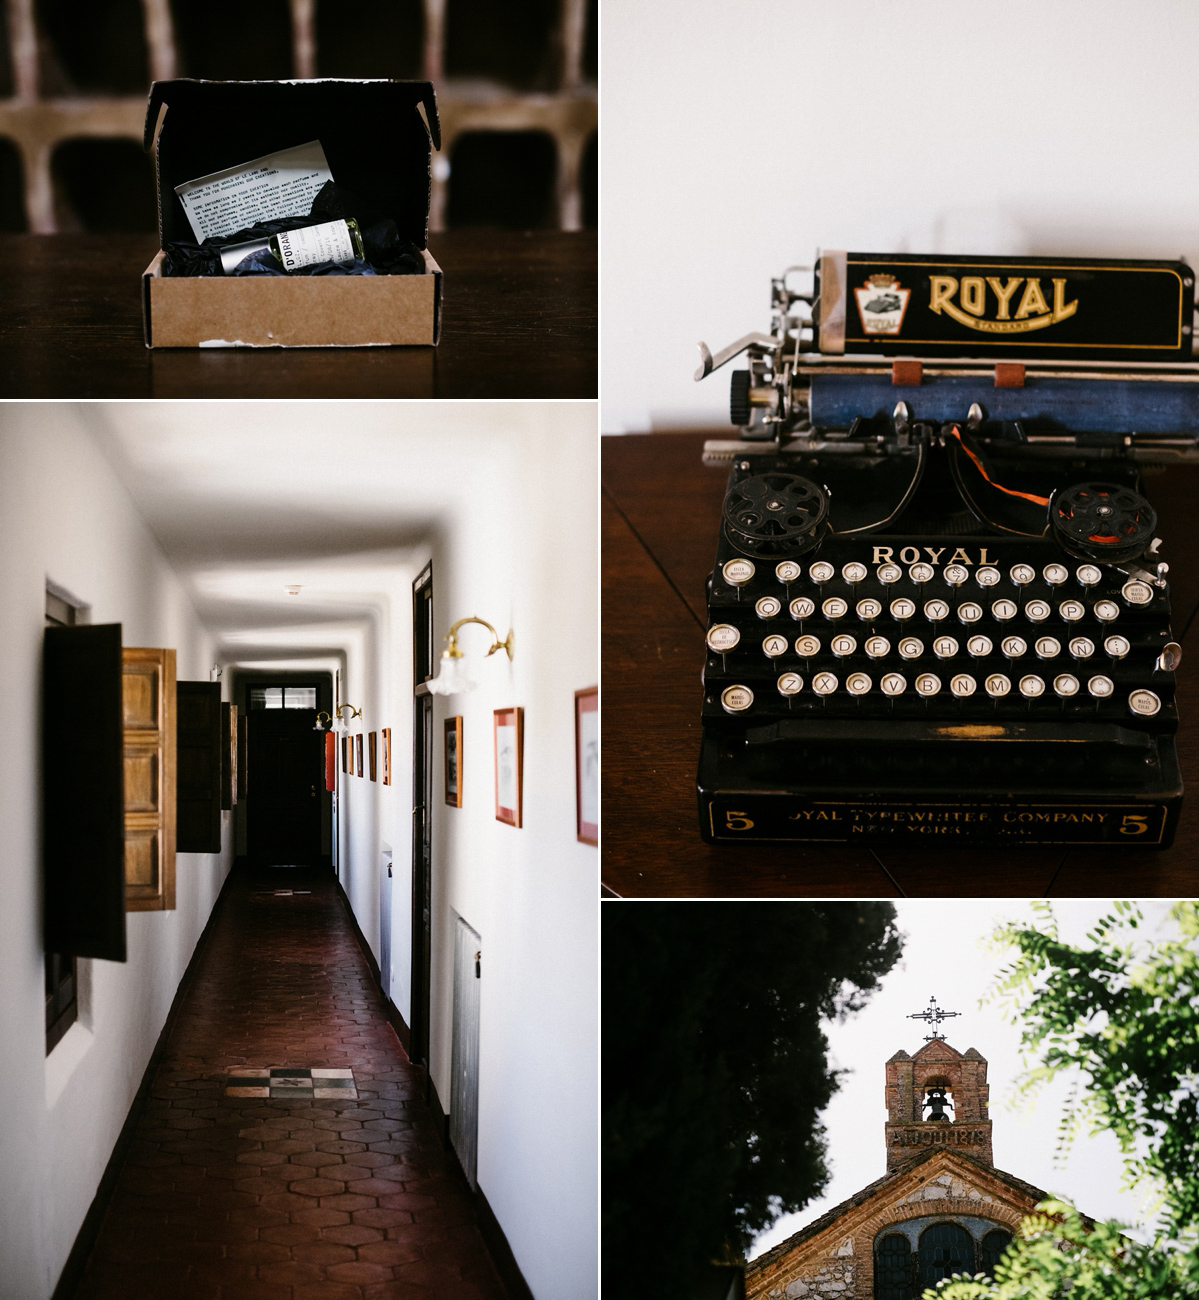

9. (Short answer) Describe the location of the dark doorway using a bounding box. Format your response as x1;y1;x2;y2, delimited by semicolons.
918;1223;974;1290
410;564;434;1072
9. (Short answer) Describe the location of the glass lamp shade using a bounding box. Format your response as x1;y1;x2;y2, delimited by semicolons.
426;654;475;696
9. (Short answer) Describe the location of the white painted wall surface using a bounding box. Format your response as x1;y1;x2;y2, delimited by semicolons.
602;0;1199;431
0;408;232;1297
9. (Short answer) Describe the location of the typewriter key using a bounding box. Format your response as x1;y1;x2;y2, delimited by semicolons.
1158;642;1183;671
865;636;891;659
1043;564;1069;585
943;564;969;586
842;562;868;584
763;634;789;657
1054;674;1081;698
985;674;1012;698
1076;564;1103;587
976;567;1001;587
1121;580;1154;606
794;634;821;657
1010;564;1036;586
776;672;804;697
822;596;849;619
1104;635;1131;659
967;634;993;658
723;558;755;586
720;685;754;713
1088;675;1115;698
706;624;740;653
812;671;838;696
880;673;906;696
877;563;902;585
933;636;959;660
755;596;782;619
957;602;983;624
1128;689;1162;716
950;674;977;698
775;560;803;584
810;561;835;583
1024;599;1051;623
924;599;950;622
898;637;924;660
831;634;857;657
1059;600;1086;623
1094;600;1120;623
1019;675;1046;698
1001;635;1027;658
909;562;935;584
1035;636;1061;660
992;598;1018;621
856;597;883;621
890;597;916;621
1069;636;1096;659
915;673;941;696
846;672;872;696
790;596;816;620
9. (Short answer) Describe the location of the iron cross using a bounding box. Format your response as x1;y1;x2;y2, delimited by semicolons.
908;994;960;1041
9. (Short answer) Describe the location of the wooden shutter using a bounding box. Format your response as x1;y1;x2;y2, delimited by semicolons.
123;648;177;912
221;702;238;810
177;682;222;853
237;711;248;800
43;624;127;961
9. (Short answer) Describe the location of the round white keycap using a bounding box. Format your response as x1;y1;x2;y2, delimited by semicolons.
857;597;883;621
812;671;838;696
777;672;804;696
1104;635;1131;659
1002;635;1028;658
881;673;907;696
943;564;969;586
1088;675;1115;698
794;634;821;657
967;634;993;658
1035;637;1061;660
831;634;857;657
1054;674;1081;698
723;558;755;586
846;672;872;696
1043;564;1069;585
992;599;1018;621
985;674;1012;698
865;636;891;659
775;560;803;584
810;561;835;583
755;596;782;619
1058;600;1085;623
909;562;935;584
763;634;789;657
706;624;741;653
1122;581;1154;606
1076;564;1102;587
976;566;1001;587
721;685;754;712
891;598;916;620
950;674;977;698
1025;599;1051;623
842;562;868;584
822;596;849;619
933;636;959;660
1010;564;1036;586
877;563;902;585
924;599;950;622
790;596;816;620
1019;675;1046;698
1128;689;1161;716
956;602;983;625
1094;600;1120;623
915;673;941;696
1069;636;1096;659
898;637;924;660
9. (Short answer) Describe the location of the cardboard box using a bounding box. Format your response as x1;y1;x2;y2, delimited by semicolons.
141;79;442;348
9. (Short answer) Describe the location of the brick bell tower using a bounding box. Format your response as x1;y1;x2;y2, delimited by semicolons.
885;996;993;1173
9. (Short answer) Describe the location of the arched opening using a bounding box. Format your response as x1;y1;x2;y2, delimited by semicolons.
446;130;557;229
874;1232;913;1300
918;1222;974;1289
50;138;157;232
979;1228;1013;1276
36;0;149;95
0;140;27;232
170;0;292;79
316;0;423;79
922;1075;955;1122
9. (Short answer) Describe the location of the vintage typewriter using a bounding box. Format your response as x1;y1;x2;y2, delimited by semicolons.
695;252;1199;848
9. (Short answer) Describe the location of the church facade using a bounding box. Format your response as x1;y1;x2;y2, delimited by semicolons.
746;1036;1049;1300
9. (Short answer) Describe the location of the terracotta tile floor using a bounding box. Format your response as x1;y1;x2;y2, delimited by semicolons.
74;871;508;1300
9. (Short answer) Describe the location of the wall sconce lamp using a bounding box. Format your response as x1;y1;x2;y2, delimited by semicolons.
314;703;363;732
426;617;514;696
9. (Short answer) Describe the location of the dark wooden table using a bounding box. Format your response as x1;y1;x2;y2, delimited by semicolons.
603;431;1199;898
0;230;595;399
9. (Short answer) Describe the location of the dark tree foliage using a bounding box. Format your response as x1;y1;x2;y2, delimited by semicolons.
602;902;902;1298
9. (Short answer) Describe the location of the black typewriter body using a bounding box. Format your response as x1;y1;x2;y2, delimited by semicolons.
695;253;1197;849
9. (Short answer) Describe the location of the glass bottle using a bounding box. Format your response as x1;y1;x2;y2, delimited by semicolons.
219;218;365;275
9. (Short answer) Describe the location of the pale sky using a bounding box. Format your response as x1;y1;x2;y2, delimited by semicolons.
748;898;1183;1260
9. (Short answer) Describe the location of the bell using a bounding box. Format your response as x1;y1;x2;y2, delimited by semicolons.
925;1087;953;1122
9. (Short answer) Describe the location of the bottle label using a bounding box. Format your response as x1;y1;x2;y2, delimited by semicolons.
275;219;356;271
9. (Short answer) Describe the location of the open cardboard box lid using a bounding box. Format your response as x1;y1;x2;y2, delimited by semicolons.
142;79;443;348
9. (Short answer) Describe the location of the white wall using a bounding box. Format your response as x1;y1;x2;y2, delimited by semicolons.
602;0;1199;431
0;409;232;1297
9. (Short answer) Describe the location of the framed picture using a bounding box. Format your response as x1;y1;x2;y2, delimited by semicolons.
355;733;363;777
368;731;378;781
382;728;391;785
445;716;463;807
494;707;523;827
575;687;598;845
341;735;348;773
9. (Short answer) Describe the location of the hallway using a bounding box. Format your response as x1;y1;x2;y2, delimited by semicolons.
76;870;506;1300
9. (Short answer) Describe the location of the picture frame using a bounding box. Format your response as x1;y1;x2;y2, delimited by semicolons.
575;687;598;845
445;716;463;807
368;731;377;781
382;727;391;786
493;707;523;827
355;733;363;777
341;735;348;773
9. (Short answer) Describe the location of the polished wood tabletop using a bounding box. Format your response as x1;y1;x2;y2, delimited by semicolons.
0;230;595;399
602;430;1199;899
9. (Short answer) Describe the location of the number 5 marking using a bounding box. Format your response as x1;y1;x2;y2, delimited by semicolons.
725;810;755;832
1119;814;1150;836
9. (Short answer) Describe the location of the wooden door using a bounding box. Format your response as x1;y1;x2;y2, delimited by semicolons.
177;682;222;853
122;648;176;912
247;708;324;866
450;915;481;1189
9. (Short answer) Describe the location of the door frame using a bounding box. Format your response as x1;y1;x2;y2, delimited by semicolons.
410;564;434;1074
